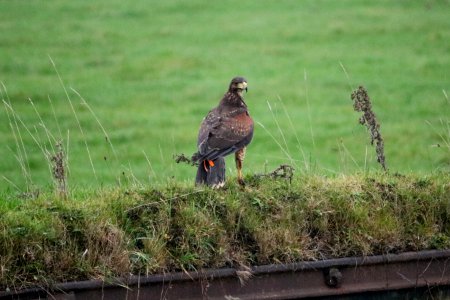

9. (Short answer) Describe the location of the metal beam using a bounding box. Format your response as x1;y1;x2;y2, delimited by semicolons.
2;249;450;299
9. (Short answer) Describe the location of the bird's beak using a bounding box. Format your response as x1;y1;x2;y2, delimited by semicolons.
235;81;248;93
245;87;248;93
239;81;248;92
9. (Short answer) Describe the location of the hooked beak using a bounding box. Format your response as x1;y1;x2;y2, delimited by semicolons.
234;80;248;94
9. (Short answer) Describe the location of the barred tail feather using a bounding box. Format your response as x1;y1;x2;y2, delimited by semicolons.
195;162;207;186
195;157;226;188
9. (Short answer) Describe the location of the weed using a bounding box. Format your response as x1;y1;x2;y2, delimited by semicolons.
254;164;295;183
351;86;387;171
51;142;67;198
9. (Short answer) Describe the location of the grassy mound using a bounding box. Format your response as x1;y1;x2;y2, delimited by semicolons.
1;173;449;290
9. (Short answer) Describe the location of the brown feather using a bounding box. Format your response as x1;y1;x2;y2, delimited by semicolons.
193;77;253;168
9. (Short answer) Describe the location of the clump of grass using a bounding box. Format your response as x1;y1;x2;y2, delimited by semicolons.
1;173;449;291
351;86;387;171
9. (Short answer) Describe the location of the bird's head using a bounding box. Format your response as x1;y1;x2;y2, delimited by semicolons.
229;77;248;96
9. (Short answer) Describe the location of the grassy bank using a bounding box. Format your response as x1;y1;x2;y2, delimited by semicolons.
1;173;449;290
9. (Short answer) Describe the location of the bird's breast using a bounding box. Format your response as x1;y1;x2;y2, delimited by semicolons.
228;112;253;137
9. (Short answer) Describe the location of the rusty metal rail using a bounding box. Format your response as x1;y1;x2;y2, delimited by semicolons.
2;249;450;299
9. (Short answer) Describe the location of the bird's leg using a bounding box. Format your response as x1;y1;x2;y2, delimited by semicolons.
235;147;246;186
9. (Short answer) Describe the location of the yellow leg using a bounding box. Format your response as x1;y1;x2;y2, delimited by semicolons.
235;147;246;186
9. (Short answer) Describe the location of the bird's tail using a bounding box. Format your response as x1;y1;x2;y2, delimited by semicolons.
195;157;226;188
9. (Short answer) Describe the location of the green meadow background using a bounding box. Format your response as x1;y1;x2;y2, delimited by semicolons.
1;0;449;193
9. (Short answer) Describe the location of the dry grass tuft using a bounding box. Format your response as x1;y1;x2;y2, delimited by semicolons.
51;142;67;198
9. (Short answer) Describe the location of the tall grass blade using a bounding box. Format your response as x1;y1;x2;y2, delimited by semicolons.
266;100;296;167
28;98;56;155
276;95;310;172
4;108;31;187
304;69;316;149
339;61;354;93
267;101;290;153
71;87;118;161
48;95;63;142
122;162;144;189
48;55;98;181
159;144;165;164
256;121;296;164
6;146;31;189
364;145;369;174
2;176;22;192
66;129;71;175
143;150;157;181
3;100;51;186
426;120;450;150
2;83;33;188
339;139;361;171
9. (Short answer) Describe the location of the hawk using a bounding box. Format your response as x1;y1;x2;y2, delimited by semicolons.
192;77;254;188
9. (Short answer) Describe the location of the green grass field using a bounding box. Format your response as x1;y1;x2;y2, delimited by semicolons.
1;0;449;193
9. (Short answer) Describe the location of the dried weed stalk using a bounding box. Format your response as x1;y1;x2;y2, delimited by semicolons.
173;153;199;166
51;141;67;197
351;86;387;171
256;164;295;183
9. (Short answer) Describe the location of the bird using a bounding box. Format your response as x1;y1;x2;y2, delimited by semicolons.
192;77;254;188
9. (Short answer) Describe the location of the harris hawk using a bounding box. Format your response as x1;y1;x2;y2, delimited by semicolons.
192;77;254;188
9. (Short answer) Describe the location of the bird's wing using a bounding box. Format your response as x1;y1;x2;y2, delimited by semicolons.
196;108;253;161
196;108;220;149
